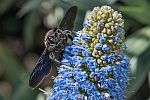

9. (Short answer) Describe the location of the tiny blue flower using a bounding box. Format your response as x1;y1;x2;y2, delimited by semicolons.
113;65;120;71
100;36;105;43
101;55;108;60
113;36;119;44
64;46;71;53
83;21;89;27
73;37;80;45
101;81;108;89
117;28;123;35
107;53;116;63
123;44;127;50
118;54;125;60
72;56;83;67
97;21;103;28
90;72;95;78
71;45;79;55
94;76;99;82
61;59;71;66
98;33;106;43
107;78;117;88
84;57;94;63
100;67;109;76
75;31;82;37
83;49;90;57
95;43;102;49
102;44;109;52
82;34;89;41
121;58;129;68
63;53;72;60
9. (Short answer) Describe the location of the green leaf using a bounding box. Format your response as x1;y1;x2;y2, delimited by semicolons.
12;78;38;100
17;0;43;17
126;26;150;98
23;11;38;48
121;0;148;6
0;44;38;99
126;27;150;55
0;93;6;100
59;0;116;11
120;6;150;24
0;0;14;16
0;44;24;90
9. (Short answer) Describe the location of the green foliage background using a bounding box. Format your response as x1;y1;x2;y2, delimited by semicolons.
0;0;150;100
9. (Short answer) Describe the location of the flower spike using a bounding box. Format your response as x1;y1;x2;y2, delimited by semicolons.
49;5;129;100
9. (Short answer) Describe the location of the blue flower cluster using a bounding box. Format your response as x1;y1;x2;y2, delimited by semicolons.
49;6;129;100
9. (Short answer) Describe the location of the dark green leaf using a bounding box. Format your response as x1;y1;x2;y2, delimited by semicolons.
0;0;14;16
120;6;150;24
23;11;38;48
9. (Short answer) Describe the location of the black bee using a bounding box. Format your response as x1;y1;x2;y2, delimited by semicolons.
29;6;78;89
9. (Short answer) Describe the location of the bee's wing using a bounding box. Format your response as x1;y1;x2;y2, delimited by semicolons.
29;50;52;88
59;6;78;31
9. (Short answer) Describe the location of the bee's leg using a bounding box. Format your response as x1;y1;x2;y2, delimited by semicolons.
65;31;76;46
66;34;74;46
49;52;61;65
67;31;75;39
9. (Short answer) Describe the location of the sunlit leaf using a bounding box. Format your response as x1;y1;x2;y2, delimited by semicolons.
120;6;150;24
121;0;148;6
126;27;150;98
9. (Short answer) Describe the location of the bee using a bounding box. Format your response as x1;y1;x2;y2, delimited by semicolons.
29;6;78;89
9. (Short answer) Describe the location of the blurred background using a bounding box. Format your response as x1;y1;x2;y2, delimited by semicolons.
0;0;150;100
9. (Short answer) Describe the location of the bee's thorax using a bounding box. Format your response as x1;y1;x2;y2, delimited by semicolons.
44;28;67;53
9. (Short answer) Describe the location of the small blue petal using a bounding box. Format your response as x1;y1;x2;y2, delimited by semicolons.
113;36;119;44
97;33;105;43
107;78;117;88
107;53;116;63
64;46;71;53
83;49;90;57
113;65;120;71
94;76;99;82
123;44;127;50
101;82;108;89
100;37;105;43
90;72;95;78
117;28;123;35
75;31;82;37
101;55;108;60
73;37;80;45
71;45;79;55
102;44;110;52
61;59;71;66
97;21;103;28
95;43;102;49
118;54;125;60
83;21;89;27
82;34;90;41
